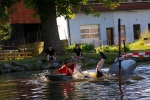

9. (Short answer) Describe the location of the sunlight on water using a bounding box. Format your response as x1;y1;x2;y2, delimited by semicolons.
134;65;150;75
1;64;150;100
30;70;51;83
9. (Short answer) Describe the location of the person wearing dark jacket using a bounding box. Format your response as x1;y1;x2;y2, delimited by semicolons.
72;44;83;62
41;45;56;64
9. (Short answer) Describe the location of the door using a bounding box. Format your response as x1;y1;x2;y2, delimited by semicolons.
106;28;114;45
133;24;140;40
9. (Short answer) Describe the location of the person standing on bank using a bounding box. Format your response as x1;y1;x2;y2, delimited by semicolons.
53;52;107;78
72;44;83;62
41;44;57;64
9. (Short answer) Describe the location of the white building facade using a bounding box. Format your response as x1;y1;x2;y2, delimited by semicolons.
57;2;150;47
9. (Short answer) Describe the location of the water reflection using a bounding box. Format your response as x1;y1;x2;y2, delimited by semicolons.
42;82;76;100
1;65;150;99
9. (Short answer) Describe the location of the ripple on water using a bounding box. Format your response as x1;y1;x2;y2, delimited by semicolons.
1;64;150;99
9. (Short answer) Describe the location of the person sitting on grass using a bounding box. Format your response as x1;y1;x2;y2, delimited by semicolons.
41;44;56;64
52;52;107;78
71;44;83;62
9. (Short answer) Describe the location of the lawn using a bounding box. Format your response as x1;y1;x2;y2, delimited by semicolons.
1;50;150;70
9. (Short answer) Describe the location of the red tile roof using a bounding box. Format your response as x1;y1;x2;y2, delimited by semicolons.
92;2;150;11
10;1;150;24
10;1;41;24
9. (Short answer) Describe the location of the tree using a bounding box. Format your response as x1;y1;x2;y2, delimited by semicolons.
1;0;120;54
23;0;120;54
0;22;12;41
0;0;20;42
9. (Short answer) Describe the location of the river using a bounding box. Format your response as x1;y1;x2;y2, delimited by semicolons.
0;63;150;100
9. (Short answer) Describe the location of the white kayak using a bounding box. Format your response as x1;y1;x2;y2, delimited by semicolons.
108;59;137;76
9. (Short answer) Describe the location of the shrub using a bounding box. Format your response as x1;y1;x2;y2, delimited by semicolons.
139;30;150;40
128;39;150;50
95;45;130;53
65;43;95;53
65;44;75;52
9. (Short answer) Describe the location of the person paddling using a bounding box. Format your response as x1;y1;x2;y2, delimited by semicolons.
52;52;107;78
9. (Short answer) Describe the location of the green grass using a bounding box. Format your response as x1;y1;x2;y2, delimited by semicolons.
1;50;150;70
0;52;116;70
0;57;39;65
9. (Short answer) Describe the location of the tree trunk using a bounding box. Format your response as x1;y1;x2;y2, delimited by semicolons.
40;2;64;54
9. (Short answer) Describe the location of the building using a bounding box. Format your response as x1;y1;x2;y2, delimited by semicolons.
4;1;68;46
7;1;41;45
3;1;150;48
67;1;150;47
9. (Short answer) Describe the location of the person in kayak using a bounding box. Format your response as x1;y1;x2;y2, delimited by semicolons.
52;52;107;78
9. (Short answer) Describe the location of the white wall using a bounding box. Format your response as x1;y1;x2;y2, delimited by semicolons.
113;9;150;43
57;16;68;40
58;9;150;45
69;12;114;44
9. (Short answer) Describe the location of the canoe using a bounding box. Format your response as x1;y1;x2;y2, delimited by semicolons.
108;59;137;77
45;74;73;81
45;59;137;81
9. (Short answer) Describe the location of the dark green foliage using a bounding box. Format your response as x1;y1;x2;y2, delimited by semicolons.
65;43;95;53
121;44;130;52
0;23;12;41
95;45;130;54
0;0;20;42
1;0;122;54
80;43;95;52
65;44;76;52
0;0;20;21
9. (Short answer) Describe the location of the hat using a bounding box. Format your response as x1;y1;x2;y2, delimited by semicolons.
64;59;72;64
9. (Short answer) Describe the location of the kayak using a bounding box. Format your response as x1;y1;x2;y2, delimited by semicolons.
108;59;137;76
45;59;137;81
45;74;73;81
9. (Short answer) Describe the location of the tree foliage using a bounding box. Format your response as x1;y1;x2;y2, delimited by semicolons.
0;0;20;42
0;23;12;41
0;0;21;21
22;0;121;54
0;0;122;54
24;0;120;19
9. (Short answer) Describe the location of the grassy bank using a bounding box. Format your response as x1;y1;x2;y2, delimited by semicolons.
1;51;150;70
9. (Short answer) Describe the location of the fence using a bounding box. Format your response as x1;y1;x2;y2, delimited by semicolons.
0;51;32;60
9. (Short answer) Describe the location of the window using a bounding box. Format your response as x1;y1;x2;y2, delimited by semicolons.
90;29;99;33
80;29;89;33
81;34;89;39
90;34;99;38
80;25;99;39
80;24;100;47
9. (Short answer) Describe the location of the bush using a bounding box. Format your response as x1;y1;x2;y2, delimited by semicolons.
95;45;130;53
65;43;95;53
129;39;150;50
65;44;76;52
139;30;150;40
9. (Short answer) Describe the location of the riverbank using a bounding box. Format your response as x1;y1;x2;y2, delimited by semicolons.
0;52;150;74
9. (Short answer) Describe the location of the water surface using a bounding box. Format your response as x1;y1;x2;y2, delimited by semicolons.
0;64;150;100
